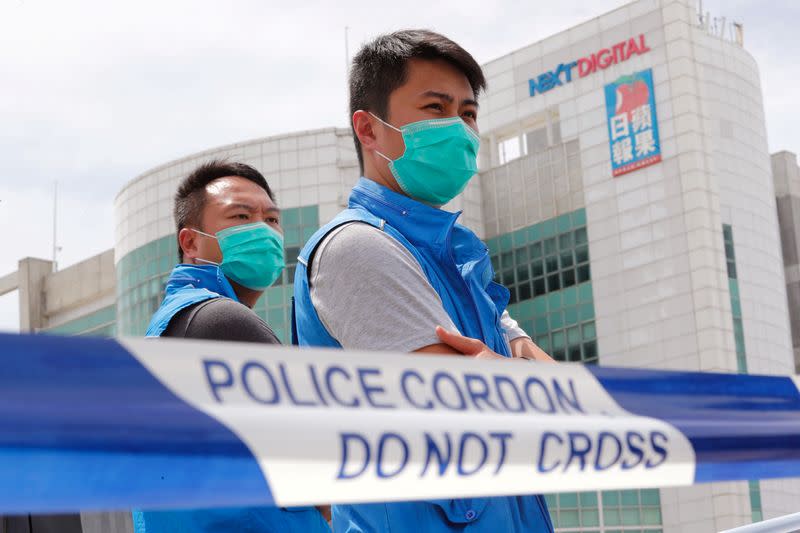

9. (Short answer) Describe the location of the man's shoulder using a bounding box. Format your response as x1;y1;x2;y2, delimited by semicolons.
315;221;416;272
191;297;259;319
165;298;280;344
300;207;383;256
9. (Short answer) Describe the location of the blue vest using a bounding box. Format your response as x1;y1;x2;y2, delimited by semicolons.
292;178;554;532
135;264;330;533
145;264;238;337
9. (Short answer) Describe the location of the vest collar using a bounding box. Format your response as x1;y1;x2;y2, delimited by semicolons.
349;177;460;249
165;264;239;302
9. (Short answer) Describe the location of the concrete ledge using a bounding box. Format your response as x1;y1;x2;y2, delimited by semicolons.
0;271;18;297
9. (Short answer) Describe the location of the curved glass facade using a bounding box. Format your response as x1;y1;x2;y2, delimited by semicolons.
117;234;176;336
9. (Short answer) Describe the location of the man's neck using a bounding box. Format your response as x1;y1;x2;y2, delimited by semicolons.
230;280;261;308
185;259;261;307
362;165;403;196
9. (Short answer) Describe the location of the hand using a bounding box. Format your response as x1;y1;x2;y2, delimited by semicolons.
510;336;556;363
434;326;507;361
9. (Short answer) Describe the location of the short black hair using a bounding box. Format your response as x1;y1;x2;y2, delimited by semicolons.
174;159;274;261
349;30;486;172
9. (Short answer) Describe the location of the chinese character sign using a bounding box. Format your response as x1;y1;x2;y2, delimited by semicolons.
604;69;661;177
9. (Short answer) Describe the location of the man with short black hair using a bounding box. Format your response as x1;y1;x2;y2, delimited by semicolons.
133;159;330;533
293;30;554;532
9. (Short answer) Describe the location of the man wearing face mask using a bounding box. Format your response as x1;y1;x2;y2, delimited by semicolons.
133;160;330;533
292;31;554;532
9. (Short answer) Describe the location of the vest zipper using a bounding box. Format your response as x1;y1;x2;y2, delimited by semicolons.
355;187;408;216
444;228;492;348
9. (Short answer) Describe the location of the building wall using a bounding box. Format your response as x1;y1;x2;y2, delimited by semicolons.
772;150;800;372
41;250;116;336
16;258;55;332
475;0;796;530
706;16;793;380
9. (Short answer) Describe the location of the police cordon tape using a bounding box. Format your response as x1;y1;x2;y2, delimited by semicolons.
2;332;800;514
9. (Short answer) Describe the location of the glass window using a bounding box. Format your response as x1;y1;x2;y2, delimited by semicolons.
567;326;581;345
559;233;572;250
545;256;559;274
519;282;532;301
544;238;557;256
642;508;662;525
501;251;513;269
560;250;574;269
559;493;578;507
584;341;598;361
552;331;565;349
621;490;639;506
640;489;660;506
525;127;548;155
498;136;522;165
564;306;579;326
516;265;530;282
575;245;589;264
574;227;587;246
577;264;591;283
581;509;600;527
568;345;582;362
514;247;529;264
533;278;546;297
622;508;641;526
602;491;619;506
559;510;579;528
532;260;544;278
604;509;621;526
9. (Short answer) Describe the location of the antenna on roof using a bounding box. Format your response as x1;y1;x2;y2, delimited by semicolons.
345;26;351;80
52;180;59;271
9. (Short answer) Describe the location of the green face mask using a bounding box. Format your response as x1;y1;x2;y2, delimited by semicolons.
194;222;285;290
370;113;481;206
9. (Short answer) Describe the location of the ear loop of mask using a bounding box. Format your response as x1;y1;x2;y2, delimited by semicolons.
189;228;220;266
368;111;401;163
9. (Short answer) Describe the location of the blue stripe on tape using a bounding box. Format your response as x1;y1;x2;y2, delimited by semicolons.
0;333;274;513
588;366;800;483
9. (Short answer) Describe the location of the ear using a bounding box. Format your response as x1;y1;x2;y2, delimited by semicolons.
352;110;380;153
178;227;199;261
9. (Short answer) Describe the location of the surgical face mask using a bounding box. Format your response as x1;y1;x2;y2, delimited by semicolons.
193;222;285;290
370;112;480;206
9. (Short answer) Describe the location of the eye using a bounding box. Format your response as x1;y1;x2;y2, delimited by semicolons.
462;110;477;120
232;213;250;220
267;216;280;224
424;102;444;113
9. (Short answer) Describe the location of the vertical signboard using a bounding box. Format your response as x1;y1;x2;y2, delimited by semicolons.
604;69;661;177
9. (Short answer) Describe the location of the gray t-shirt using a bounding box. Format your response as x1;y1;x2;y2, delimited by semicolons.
309;222;528;352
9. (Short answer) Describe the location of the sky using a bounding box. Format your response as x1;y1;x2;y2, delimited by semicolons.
1;0;798;332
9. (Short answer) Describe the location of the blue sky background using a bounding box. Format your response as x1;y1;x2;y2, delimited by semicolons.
1;0;797;331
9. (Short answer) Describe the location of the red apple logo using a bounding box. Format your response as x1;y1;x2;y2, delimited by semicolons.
615;78;649;120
